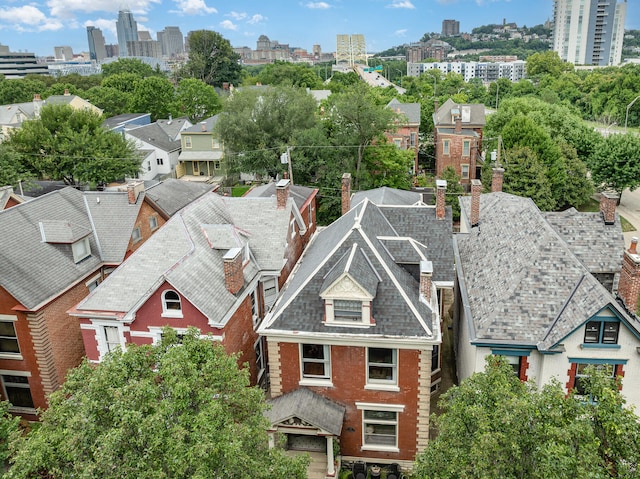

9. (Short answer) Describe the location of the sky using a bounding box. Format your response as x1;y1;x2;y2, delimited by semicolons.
0;0;638;58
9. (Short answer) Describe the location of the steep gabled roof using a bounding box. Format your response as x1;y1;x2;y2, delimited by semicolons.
433;98;485;127
125;122;182;152
77;192;298;324
245;182;317;210
144;179;214;217
351;186;421;207
0;187;142;310
386;98;421;124
456;192;638;350
261;200;437;340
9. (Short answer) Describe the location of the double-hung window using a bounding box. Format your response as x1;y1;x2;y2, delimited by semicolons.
573;363;615;396
333;300;362;322
1;373;34;410
584;320;619;345
162;290;183;317
443;139;450;155
356;403;404;452
300;344;331;381
463;140;471;156
104;326;121;354
367;348;397;386
0;317;20;357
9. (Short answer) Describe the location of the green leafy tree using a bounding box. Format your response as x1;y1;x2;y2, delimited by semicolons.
101;58;157;78
440;166;464;221
7;104;140;185
502;146;555;211
0;143;35;188
325;82;397;188
413;356;640;479
590;132;640;194
215;85;317;176
131;76;176;122
84;86;132;118
101;72;141;94
526;51;572;78
181;30;242;87
256;61;323;89
7;329;309;479
0;400;20;465
174;78;222;123
0;78;48;104
360;143;414;190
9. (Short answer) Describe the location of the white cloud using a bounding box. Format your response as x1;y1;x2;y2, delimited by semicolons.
386;0;415;8
0;5;64;31
228;11;247;20
305;2;330;9
172;0;217;15
220;19;238;30
46;0;161;17
394;28;408;37
247;14;266;25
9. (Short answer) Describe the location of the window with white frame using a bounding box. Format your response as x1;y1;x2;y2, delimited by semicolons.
301;344;330;380
308;204;313;226
251;291;259;324
393;138;402;148
573;363;615;396
461;164;470;179
131;227;142;243
333;300;362;322
362;409;399;449
431;345;440;372
367;348;397;384
1;373;34;410
0;318;20;356
103;326;121;354
262;277;278;310
212;139;220;149
410;132;417;147
162;290;182;317
443;139;450;155
85;275;101;292
184;136;192;148
255;337;266;378
149;216;158;231
463;140;471;156
72;237;91;263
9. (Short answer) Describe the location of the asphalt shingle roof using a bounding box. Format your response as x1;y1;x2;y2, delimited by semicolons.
387;98;421;124
457;192;637;350
433;98;486;127
245;182;317;210
144;179;214;217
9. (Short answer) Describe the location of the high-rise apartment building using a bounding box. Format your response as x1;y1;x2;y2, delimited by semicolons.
54;46;74;61
442;19;460;36
157;27;184;57
552;0;627;66
87;26;108;62
116;9;138;57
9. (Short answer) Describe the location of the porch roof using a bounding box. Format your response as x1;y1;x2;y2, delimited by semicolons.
266;388;345;436
178;150;223;161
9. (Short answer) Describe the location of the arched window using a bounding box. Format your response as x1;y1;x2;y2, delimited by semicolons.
162;290;182;317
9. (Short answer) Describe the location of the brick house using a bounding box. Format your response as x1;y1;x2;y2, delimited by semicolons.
0;183;168;419
385;99;421;174
258;178;452;473
433;98;485;184
71;180;315;389
455;178;640;409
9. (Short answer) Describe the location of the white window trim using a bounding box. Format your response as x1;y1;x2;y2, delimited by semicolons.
299;344;332;386
463;140;471;156
461;163;470;179
161;290;183;318
93;320;126;361
0;315;22;360
324;298;371;326
356;402;404;453
262;277;278;310
254;336;266;381
184;136;192;148
251;290;259;325
365;347;398;391
0;369;35;414
443;139;450;155
85;273;101;292
131;227;142;243
72;237;91;263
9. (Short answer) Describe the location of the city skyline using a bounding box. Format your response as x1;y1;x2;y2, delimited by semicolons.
1;0;639;58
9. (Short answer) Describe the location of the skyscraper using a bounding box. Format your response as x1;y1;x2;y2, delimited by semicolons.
116;9;138;57
87;26;107;62
552;0;627;66
442;19;460;36
157;26;184;57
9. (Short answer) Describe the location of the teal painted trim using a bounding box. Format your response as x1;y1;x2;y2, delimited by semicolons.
591;317;621;323
568;357;628;365
580;344;621;350
472;342;535;350
539;349;564;355
491;349;531;357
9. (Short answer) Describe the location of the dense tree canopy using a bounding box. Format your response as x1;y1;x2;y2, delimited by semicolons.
253;61;324;89
174;78;222;123
6;104;140;185
590;132;640;194
0;143;35;189
101;58;158;78
130;76;176;122
414;356;640;479
180;30;242;87
7;329;309;479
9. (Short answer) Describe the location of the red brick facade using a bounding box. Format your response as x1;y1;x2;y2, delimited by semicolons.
435;132;479;184
127;200;166;255
617;238;640;313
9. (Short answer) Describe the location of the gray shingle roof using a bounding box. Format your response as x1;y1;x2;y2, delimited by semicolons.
351;187;422;208
156;117;191;140
182;114;219;133
0;187;141;310
456;192;637;350
262;200;436;339
543;208;624;274
320;244;381;298
265;387;345;435
144;179;214;217
77;192;295;322
125;123;182;152
433;98;485;127
387;98;421;124
245;182;317;210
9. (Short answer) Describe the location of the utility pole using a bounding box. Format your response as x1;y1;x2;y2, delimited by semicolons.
280;147;294;184
496;135;502;167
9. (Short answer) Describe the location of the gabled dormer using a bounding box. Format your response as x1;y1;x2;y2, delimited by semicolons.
39;219;93;263
320;244;380;326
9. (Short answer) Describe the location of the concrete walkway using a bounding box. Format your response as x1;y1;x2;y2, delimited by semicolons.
616;188;640;245
285;450;328;479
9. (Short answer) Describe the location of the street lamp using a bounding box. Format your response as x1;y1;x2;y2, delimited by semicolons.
625;95;640;132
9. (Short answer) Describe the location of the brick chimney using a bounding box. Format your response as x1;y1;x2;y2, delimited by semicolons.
64;89;70;96
470;179;482;227
420;260;433;303
455;116;462;133
618;237;640;313
201;121;207;132
341;173;351;215
599;191;619;225
436;179;447;220
127;180;145;205
33;93;41;101
276;179;290;209
491;167;504;193
223;247;244;295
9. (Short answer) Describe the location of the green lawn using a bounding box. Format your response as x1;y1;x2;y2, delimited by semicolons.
231;185;252;197
576;198;636;232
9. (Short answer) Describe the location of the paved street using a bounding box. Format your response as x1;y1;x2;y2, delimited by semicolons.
617;188;640;245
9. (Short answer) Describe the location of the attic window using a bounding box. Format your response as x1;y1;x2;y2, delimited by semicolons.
334;300;362;321
72;237;91;263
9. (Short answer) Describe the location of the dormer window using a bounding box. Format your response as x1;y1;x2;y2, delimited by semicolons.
334;300;363;321
162;290;183;318
72;237;91;263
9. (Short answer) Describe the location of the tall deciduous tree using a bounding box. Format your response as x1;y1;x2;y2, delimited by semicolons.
256;61;323;89
215;85;317;176
181;30;242;87
7;329;309;479
502;146;555;211
174;78;222;123
7;104;140;185
590;132;640;194
0;143;34;188
413;356;640;479
101;58;157;78
130;76;176;122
